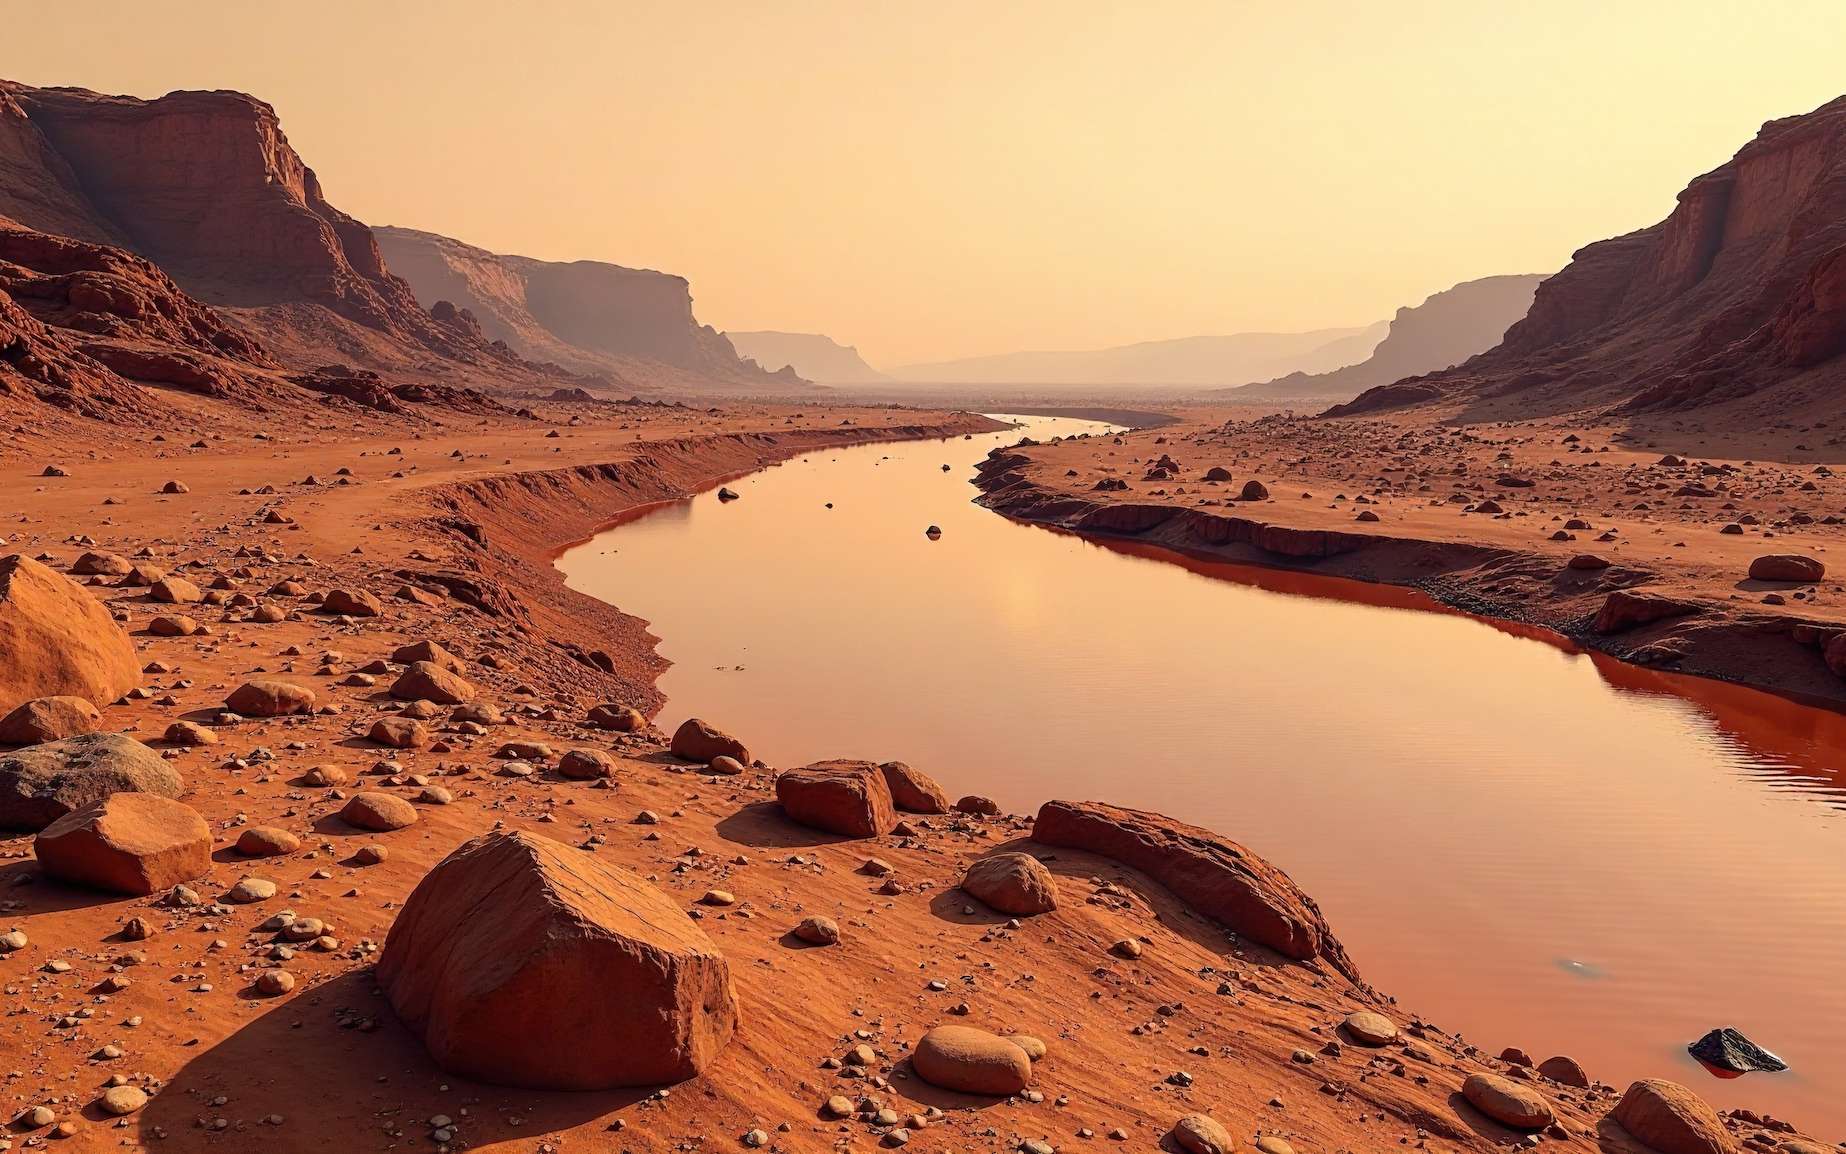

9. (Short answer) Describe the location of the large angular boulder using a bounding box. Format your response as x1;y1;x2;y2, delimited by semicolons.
377;831;736;1089
1032;800;1359;983
775;760;896;838
0;696;101;745
0;733;182;831
322;588;382;616
670;717;749;764
0;555;141;716
391;639;463;671
390;661;476;705
910;1026;1032;1095
880;761;950;813
960;852;1058;915
225;679;316;718
1611;1079;1735;1154
1748;555;1824;583
34;793;211;894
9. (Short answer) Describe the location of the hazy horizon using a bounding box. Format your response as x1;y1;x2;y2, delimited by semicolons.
12;1;1846;367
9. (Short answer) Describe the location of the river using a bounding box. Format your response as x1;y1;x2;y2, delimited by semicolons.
558;413;1846;1131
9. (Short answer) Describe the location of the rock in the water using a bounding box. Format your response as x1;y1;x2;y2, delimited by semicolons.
0;696;101;745
390;661;476;705
910;1026;1032;1095
0;555;141;716
34;793;210;894
1687;1027;1785;1074
1031;799;1359;982
1462;1072;1554;1130
879;761;950;814
960;852;1058;915
376;830;736;1089
0;733;181;831
1342;1010;1398;1046
1748;555;1825;583
670;717;749;764
1611;1079;1734;1154
775;760;896;838
225;679;316;717
339;792;418;831
1170;1114;1235;1154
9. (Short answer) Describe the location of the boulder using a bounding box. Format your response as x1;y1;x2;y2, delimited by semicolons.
1342;1010;1398;1046
1203;466;1233;482
1611;1079;1735;1154
880;761;950;813
1537;1054;1589;1087
368;717;428;749
235;826;301;857
1462;1072;1554;1130
586;703;644;732
225;679;316;717
1032;799;1359;982
376;830;736;1089
0;733;181;831
669;717;749;764
340;791;418;831
1687;1026;1786;1074
0;696;101;745
910;1026;1032;1095
147;614;200;637
960;852;1058;915
1593;589;1703;635
0;555;141;716
71;551;132;577
775;760;896;838
1240;479;1269;500
390;661;476;705
34;793;210;894
391;639;463;670
148;576;201;604
1748;555;1825;583
559;748;617;779
1170;1114;1235;1154
322;588;382;616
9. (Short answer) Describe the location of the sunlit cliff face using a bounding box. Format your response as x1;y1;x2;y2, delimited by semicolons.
12;1;1846;366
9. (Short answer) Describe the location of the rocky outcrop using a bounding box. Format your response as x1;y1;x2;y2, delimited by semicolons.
1238;274;1546;402
1032;799;1361;984
373;225;794;390
1334;95;1846;417
0;555;140;716
377;830;736;1089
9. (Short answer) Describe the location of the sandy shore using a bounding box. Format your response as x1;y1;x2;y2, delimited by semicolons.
975;405;1846;710
0;397;1823;1152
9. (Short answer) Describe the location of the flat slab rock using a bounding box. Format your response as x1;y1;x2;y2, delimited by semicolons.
35;792;211;895
1031;799;1360;983
376;830;736;1090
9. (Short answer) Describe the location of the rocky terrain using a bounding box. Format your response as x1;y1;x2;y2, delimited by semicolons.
374;226;799;394
1235;275;1548;403
1335;96;1846;422
0;389;1819;1154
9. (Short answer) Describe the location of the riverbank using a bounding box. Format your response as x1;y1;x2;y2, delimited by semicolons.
974;407;1846;712
0;397;1829;1151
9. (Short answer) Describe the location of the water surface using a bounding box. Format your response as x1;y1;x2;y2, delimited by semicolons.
559;414;1846;1131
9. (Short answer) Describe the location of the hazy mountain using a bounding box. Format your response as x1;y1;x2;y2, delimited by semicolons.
1233;274;1548;401
889;324;1386;387
725;331;887;383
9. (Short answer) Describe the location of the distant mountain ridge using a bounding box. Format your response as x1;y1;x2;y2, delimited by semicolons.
374;226;797;392
724;331;887;383
1233;274;1547;402
890;324;1386;387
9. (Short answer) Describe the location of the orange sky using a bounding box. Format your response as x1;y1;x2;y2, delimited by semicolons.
11;2;1846;367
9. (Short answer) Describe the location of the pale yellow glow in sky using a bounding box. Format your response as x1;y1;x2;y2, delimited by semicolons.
11;2;1846;367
